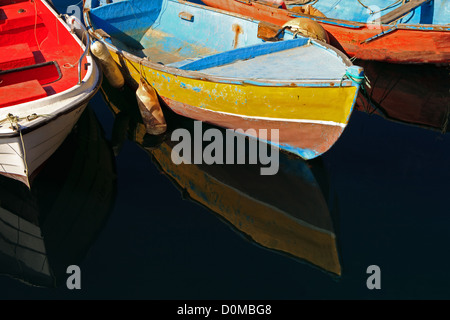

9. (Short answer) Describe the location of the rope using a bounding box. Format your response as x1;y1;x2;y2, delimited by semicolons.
0;113;51;126
33;0;41;50
139;58;147;81
62;30;86;69
0;113;52;174
5;114;27;174
56;15;60;45
340;70;365;87
340;70;373;113
357;0;403;15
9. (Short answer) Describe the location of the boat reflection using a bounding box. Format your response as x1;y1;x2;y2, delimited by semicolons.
101;79;341;276
0;107;117;288
356;61;449;133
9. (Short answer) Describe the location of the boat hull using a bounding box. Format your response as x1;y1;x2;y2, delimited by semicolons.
200;0;450;64
0;102;89;187
107;49;357;160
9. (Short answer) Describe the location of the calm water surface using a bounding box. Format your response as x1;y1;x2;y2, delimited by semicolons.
0;0;449;300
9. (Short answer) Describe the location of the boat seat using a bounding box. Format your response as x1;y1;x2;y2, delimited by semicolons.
166;57;202;69
174;37;309;71
0;0;29;6
0;80;47;108
0;43;36;70
0;61;61;87
0;1;39;32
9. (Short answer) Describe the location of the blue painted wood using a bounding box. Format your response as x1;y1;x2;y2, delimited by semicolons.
176;38;309;71
140;0;264;53
89;0;164;49
288;0;448;26
198;45;348;80
88;0;356;81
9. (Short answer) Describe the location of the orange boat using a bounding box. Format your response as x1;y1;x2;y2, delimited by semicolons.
198;0;450;64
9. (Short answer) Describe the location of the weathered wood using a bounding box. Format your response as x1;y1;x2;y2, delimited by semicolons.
94;28;111;38
179;11;194;22
201;0;450;64
380;0;430;24
257;21;282;41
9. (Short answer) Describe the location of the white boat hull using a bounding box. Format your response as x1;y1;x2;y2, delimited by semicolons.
0;103;89;186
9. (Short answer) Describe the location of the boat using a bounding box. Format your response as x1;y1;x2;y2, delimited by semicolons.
100;78;341;276
356;61;450;132
0;107;116;288
0;0;102;187
197;0;450;64
83;0;364;160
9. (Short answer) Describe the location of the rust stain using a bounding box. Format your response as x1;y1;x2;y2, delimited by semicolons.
232;24;243;49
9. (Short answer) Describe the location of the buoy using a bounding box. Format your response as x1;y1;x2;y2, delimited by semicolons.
91;40;125;89
136;79;167;135
282;18;329;43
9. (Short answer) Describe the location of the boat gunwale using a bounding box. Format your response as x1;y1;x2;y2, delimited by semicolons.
0;0;102;137
0;75;102;138
83;0;358;88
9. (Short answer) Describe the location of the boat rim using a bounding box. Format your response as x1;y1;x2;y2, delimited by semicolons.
0;0;102;137
199;0;450;31
83;0;358;88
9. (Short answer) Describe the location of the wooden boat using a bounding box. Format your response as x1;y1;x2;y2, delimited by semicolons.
83;0;364;160
0;0;101;187
356;61;450;132
100;78;341;276
0;107;116;288
197;0;450;64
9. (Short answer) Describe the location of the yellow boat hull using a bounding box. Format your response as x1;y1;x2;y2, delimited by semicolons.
108;49;357;159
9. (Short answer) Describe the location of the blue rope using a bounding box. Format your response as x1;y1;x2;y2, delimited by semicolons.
345;70;365;84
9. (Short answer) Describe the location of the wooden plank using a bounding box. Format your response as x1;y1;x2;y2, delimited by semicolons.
0;43;35;70
0;80;47;108
380;0;430;24
178;37;308;71
257;21;283;41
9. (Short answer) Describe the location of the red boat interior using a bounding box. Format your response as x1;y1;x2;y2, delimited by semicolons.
0;0;87;108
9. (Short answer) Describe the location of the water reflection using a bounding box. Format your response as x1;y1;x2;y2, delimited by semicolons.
0;107;117;287
356;61;450;132
100;79;341;276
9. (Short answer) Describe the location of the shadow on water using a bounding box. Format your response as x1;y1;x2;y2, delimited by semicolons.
320;64;450;298
356;61;450;133
0;107;117;288
100;77;342;278
98;61;450;297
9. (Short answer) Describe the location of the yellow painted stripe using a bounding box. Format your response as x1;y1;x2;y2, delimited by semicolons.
111;52;356;124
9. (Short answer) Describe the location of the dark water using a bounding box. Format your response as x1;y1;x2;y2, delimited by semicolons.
1;0;450;300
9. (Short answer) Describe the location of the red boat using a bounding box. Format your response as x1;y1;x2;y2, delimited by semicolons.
199;0;450;64
0;0;101;186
